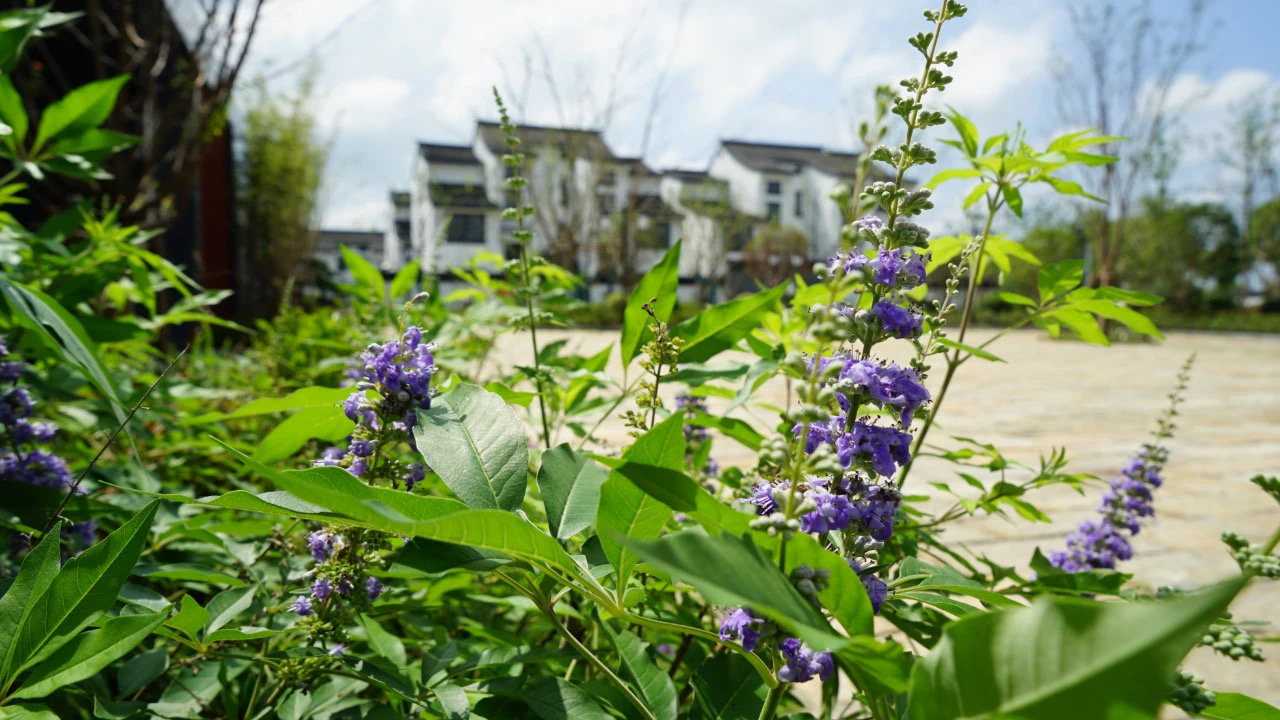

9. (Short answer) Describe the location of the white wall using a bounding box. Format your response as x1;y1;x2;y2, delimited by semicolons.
709;149;763;216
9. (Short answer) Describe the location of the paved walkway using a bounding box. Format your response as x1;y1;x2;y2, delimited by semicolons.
514;327;1280;706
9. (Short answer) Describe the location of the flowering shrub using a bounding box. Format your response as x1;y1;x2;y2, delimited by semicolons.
0;2;1278;720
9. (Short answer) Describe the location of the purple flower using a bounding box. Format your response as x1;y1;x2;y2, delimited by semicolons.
292;596;314;616
870;301;923;339
307;531;334;563
676;394;710;443
328;643;346;656
0;387;34;425
850;558;889;614
349;440;375;458
337;576;354;597
856;214;885;233
366;576;383;600
777;638;834;683
312;577;334;601
833;422;912;478
719;608;763;652
801;493;854;534
405;462;426;490
314;446;346;468
747;480;788;516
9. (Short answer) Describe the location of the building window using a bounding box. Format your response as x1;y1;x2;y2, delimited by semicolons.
794;190;803;217
766;202;781;222
601;170;616;186
560;179;570;208
766;180;781;195
446;213;486;244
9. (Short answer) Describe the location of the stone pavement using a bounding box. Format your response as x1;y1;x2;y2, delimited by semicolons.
516;327;1280;708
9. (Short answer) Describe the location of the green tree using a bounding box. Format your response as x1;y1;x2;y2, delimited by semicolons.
237;72;328;321
1121;201;1242;310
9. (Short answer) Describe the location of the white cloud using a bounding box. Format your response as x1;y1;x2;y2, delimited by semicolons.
318;76;411;134
322;194;387;231
945;19;1056;113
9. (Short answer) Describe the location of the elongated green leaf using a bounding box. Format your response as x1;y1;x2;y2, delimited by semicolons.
946;107;980;157
729;358;778;412
835;635;914;695
10;611;167;700
601;626;678;720
0;278;126;425
186;386;351;424
990;291;1037;308
537;443;608;541
214;439;470;532
0;703;58;719
662;361;749;386
4;502;159;679
925;167;984;190
907;578;1245;720
622;240;682;368
683;413;764;451
485;380;536;407
429;681;470;720
0;76;27;150
33;75;128;151
414;383;529;511
1037;260;1084;304
360;614;406;670
251;404;354;463
935;337;1005;363
396;538;511;574
341;244;385;296
1202;692;1280;719
1069;299;1163;339
1092;286;1161;307
167;596;208;641
672;284;786;363
690;653;766;720
628;530;840;649
390;259;421;298
0;524;63;683
1045;308;1109;346
204;587;255;637
523;677;612;720
597;413;685;596
963;181;992;209
1003;185;1023;217
124;486;369;528
116;648;168;697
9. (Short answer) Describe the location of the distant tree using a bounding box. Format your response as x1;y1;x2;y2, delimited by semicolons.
1120;201;1242;310
1248;197;1280;297
237;72;328;321
1217;91;1280;240
744;225;809;289
1053;0;1216;288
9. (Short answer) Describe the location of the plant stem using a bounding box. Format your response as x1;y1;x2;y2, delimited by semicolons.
757;683;784;720
899;196;999;489
548;610;657;720
886;0;949;233
520;241;554;448
624;611;778;688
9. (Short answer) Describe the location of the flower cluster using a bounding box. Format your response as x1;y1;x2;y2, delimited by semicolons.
719;607;767;652
0;339;94;549
828;218;929;292
1049;445;1167;573
292;528;388;624
318;326;434;488
777;638;834;684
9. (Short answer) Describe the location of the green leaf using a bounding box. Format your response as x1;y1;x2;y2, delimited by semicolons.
116;648;168;697
0;703;58;720
10;611;167;701
946;107;980;157
621;240;682;368
663;361;749;386
523;677;613;720
906;578;1245;720
627;530;840;649
672;284;786;363
1044;308;1109;345
186;386;351;424
484;380;536;407
597;413;685;597
3;501;159;681
389;259;421;298
413;384;528;511
0;525;62;684
990;291;1037;308
340;244;385;296
924;168;984;190
46;129;138;159
935;337;1005;363
251;404;354;464
360;614;407;670
429;681;471;720
33;75;128;151
1037;260;1084;304
536;443;608;541
728;358;778;412
167;596;208;641
204;587;255;637
682;413;764;451
0;76;28;151
1091;286;1161;307
600;626;678;720
963;182;991;210
1202;692;1280;719
1002;185;1023;218
0;8;46;74
213;439;471;533
690;653;766;720
1069;299;1163;339
0;278;127;426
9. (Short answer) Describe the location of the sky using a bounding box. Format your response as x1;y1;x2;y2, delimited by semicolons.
233;0;1280;235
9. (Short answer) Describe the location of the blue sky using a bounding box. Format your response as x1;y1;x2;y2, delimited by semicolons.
239;0;1280;233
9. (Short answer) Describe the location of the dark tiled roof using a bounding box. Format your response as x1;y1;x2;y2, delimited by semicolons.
663;168;720;183
428;183;495;209
418;142;480;165
316;230;382;251
720;140;862;178
476;120;617;162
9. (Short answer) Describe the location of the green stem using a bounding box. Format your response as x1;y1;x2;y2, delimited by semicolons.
624;611;778;688
549;610;657;720
520;242;554;448
757;683;784;720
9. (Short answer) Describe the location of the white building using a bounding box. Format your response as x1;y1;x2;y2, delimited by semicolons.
362;123;874;300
